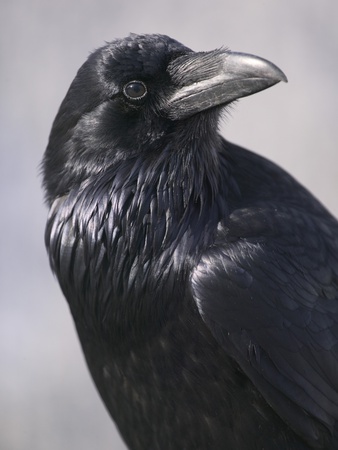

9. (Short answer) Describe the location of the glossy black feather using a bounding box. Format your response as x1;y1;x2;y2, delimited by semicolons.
43;34;338;449
192;150;338;447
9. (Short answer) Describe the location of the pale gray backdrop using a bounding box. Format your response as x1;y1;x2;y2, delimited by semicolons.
1;1;337;449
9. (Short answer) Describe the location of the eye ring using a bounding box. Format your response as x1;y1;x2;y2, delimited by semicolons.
123;80;147;100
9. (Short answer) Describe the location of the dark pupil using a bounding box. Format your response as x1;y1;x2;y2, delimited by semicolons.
125;82;146;99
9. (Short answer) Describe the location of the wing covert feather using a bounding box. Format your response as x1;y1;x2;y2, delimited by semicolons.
191;205;338;446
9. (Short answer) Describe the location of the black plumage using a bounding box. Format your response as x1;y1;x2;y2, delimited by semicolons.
42;34;338;449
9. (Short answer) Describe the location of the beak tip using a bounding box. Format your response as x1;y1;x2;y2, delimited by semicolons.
276;69;288;84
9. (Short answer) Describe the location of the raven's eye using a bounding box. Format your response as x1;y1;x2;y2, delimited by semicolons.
123;81;147;100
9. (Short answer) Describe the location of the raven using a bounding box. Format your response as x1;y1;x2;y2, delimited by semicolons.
43;34;338;449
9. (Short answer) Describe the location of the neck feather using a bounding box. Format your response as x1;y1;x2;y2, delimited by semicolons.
46;137;237;338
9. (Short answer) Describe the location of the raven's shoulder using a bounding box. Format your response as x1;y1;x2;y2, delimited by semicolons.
224;141;334;220
191;183;338;447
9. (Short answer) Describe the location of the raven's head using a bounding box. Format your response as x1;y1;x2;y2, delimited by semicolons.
43;33;286;203
43;34;286;335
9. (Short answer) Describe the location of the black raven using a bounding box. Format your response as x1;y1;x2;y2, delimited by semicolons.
43;34;338;449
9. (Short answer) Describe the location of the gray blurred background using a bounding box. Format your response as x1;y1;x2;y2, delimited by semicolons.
1;1;337;449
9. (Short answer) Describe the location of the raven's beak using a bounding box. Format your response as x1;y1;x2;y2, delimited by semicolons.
166;50;287;120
